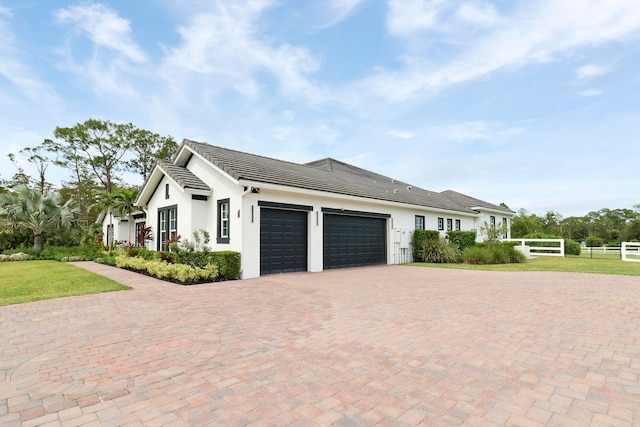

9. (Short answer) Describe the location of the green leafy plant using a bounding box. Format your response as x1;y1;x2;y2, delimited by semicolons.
446;231;477;251
416;239;461;263
412;229;441;260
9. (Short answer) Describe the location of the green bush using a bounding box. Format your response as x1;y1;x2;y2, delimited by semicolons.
447;231;477;251
462;242;525;264
116;256;219;285
415;240;461;263
523;233;580;256
2;245;102;261
585;236;603;247
173;251;241;280
565;239;581;256
412;229;441;260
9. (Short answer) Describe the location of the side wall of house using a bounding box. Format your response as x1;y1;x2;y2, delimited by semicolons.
240;187;479;279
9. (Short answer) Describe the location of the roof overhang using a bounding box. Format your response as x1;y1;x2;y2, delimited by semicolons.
239;179;480;218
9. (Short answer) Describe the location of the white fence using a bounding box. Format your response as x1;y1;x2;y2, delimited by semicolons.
622;242;640;263
505;238;565;257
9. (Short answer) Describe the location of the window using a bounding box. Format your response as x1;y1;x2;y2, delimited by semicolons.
165;183;170;199
502;217;508;238
455;219;461;231
438;217;444;231
158;205;177;251
447;218;453;231
217;198;230;243
490;215;496;228
415;215;425;230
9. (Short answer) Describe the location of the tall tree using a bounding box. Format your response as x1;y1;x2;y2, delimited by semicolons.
125;130;177;181
0;185;79;253
52;119;131;194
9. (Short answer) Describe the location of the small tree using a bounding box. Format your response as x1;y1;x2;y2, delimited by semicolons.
0;185;79;253
480;221;508;248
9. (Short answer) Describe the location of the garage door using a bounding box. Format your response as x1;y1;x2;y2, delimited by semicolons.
323;210;388;269
260;205;309;275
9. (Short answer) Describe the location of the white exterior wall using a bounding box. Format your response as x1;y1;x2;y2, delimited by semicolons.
147;175;194;250
239;185;478;279
474;210;512;242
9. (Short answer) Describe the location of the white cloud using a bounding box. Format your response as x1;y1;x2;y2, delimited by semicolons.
365;0;640;102
0;7;60;107
163;1;323;101
55;3;147;64
318;0;367;28
387;0;447;36
436;121;523;142
578;89;603;97
386;129;416;139
575;64;612;80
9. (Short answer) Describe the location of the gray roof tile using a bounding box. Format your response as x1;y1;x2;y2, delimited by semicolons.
440;190;514;214
182;140;478;214
159;160;210;192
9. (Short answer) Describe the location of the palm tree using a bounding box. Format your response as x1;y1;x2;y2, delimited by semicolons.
113;188;139;244
0;185;79;253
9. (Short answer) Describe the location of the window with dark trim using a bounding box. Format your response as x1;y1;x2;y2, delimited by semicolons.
455;219;461;231
502;217;508;238
217;198;230;244
489;215;496;229
415;215;425;230
446;218;453;231
165;183;170;199
158;205;177;251
438;217;444;231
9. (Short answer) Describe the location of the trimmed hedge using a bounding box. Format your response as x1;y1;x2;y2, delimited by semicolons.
173;251;241;281
412;229;441;260
522;233;581;256
446;231;476;251
116;256;219;285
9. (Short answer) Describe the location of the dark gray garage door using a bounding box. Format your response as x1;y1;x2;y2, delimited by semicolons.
260;207;308;275
323;211;387;269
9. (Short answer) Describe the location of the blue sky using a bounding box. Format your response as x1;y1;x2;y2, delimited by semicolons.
1;0;639;217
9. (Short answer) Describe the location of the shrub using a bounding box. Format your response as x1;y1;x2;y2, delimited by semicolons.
115;255;220;285
585;236;603;247
416;240;461;263
462;242;525;264
565;239;581;256
447;231;477;251
412;229;441;260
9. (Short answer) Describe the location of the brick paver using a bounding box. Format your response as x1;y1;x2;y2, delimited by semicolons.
1;263;639;426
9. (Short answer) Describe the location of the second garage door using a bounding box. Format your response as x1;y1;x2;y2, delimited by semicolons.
323;211;388;269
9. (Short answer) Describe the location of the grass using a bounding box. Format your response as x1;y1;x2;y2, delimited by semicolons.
407;255;640;276
0;261;131;306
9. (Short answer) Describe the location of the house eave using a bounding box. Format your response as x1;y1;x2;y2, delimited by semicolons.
239;179;479;217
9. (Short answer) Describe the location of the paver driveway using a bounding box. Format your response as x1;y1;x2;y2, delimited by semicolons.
1;263;640;426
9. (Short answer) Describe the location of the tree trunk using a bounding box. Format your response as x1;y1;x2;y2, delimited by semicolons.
34;233;43;254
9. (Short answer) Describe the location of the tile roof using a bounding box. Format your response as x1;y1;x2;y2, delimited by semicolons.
182;139;477;214
440;190;514;214
158;160;210;192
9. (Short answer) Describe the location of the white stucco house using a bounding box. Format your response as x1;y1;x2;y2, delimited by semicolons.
132;139;514;279
99;210;147;246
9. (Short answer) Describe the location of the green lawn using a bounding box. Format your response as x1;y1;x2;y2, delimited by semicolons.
408;255;640;276
0;261;131;306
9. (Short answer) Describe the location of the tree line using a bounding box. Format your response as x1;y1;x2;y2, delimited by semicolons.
0;119;177;252
510;207;640;246
1;117;639;253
